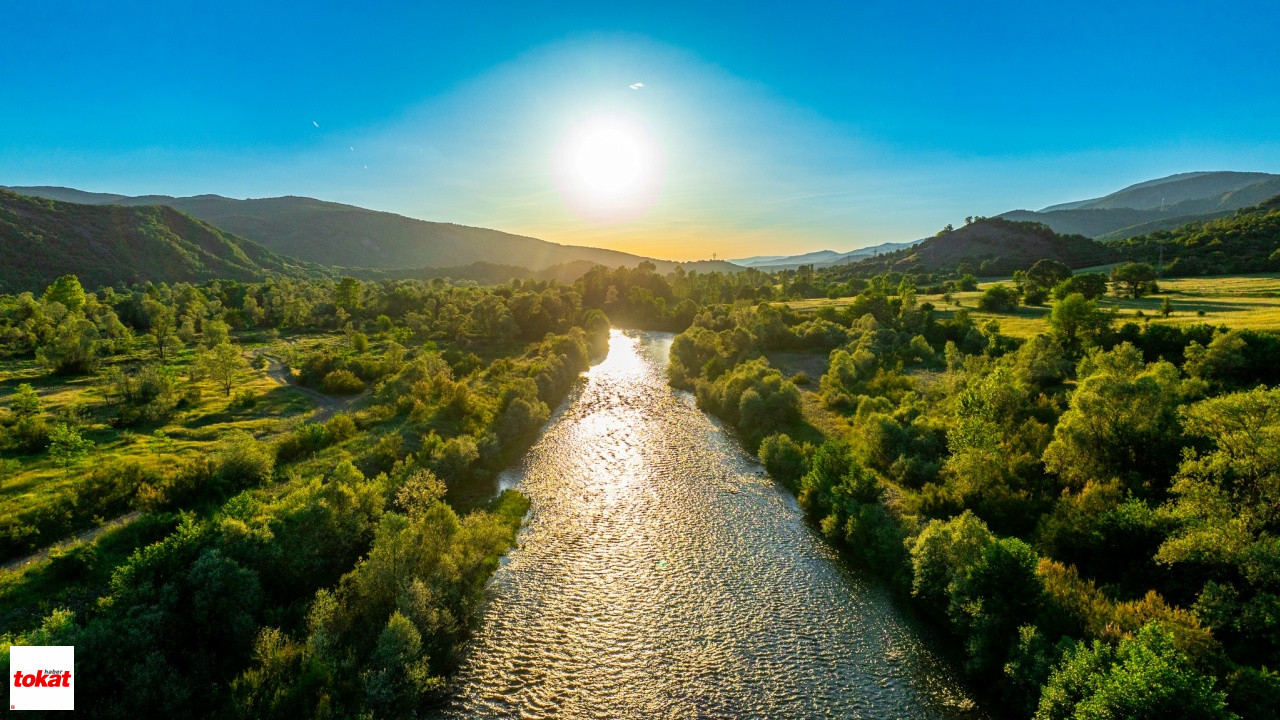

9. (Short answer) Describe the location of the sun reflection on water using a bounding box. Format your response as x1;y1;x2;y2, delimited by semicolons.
447;329;983;720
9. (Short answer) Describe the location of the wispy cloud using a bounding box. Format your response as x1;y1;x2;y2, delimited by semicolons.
629;82;645;90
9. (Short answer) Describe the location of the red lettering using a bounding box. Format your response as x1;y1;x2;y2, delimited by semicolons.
10;670;69;689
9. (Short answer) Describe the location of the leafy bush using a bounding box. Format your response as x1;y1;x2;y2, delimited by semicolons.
978;284;1020;313
322;369;365;395
325;413;357;443
215;432;275;492
758;433;810;489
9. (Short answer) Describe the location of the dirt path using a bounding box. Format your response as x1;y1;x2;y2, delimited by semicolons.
257;354;367;423
2;510;141;573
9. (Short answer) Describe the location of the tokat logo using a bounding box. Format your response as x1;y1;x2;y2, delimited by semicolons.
9;645;74;711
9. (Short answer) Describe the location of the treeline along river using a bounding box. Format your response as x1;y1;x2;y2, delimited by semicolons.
445;330;985;719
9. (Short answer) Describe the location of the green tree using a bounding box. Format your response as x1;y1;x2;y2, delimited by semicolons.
42;274;86;315
37;316;101;374
1110;262;1158;299
144;297;179;359
49;422;93;473
335;276;363;314
759;433;809;489
909;511;996;614
203;318;231;348
362;611;433;717
1042;343;1185;493
1048;294;1112;352
10;383;42;418
1053;273;1109;301
950;536;1042;675
1183;330;1248;386
1027;259;1072;289
1157;386;1280;665
394;470;447;516
1036;624;1233;720
199;342;249;396
978;284;1020;313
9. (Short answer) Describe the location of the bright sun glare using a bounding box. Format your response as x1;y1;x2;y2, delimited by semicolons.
554;113;663;224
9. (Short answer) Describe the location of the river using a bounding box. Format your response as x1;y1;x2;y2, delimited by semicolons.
445;329;984;719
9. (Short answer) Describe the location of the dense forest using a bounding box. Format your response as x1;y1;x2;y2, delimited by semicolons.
661;271;1280;719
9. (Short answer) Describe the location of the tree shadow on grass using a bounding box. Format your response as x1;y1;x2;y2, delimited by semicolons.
184;385;314;429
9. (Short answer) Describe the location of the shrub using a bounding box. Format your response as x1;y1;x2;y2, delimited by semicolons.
369;431;405;473
10;415;52;453
1023;285;1050;306
231;388;258;409
214;432;275;492
325;413;357;443
276;423;331;463
978;284;1020;313
322;369;365;395
759;433;810;489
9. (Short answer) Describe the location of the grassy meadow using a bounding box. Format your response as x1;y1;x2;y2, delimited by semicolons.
789;272;1280;339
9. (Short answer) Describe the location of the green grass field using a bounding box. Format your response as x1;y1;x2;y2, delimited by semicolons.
789;273;1280;339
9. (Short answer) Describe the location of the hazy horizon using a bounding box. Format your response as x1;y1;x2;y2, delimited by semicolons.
4;1;1278;261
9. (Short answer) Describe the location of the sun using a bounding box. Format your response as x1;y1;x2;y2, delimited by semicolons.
554;113;663;223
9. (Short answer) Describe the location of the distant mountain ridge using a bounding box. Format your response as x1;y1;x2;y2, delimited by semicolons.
729;239;923;271
4;186;738;275
1000;171;1280;240
0;189;316;292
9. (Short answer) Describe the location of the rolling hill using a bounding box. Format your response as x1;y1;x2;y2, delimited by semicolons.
4;186;739;275
825;217;1115;279
0;190;317;292
1000;171;1280;239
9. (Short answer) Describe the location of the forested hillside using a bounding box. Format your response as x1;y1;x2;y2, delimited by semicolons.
1110;195;1280;276
5;187;741;275
0;190;316;291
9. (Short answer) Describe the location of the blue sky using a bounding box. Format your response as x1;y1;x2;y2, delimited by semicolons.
3;1;1278;260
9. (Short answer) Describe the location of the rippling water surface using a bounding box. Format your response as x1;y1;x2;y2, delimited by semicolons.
446;330;984;719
